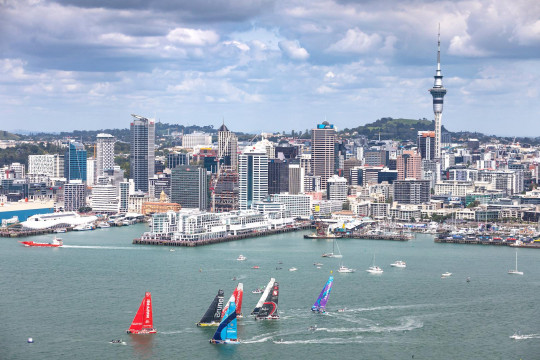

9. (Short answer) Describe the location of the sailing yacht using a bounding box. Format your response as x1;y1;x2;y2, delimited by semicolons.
210;299;239;344
127;292;156;334
255;281;279;320
252;278;275;316
197;289;225;327
322;238;343;258
222;283;244;318
337;264;355;273
508;251;524;275
312;276;334;313
366;255;383;274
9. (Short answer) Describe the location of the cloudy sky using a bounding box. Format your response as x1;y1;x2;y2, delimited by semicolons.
1;0;540;135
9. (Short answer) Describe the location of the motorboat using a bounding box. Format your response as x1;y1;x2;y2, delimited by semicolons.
366;266;383;274
288;267;298;272
252;288;264;294
441;272;452;278
308;325;318;331
98;222;110;229
252;266;260;269
337;308;346;313
313;262;323;266
54;228;67;233
337;265;355;273
73;223;94;231
236;254;247;261
169;249;175;252
390;260;406;268
19;236;63;248
510;331;525;340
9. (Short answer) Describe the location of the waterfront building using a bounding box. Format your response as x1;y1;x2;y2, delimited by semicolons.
311;121;336;190
96;133;115;179
268;159;289;195
119;181;129;214
393;179;431;205
326;175;348;204
217;123;238;170
239;142;268;210
288;164;305;195
312;200;342;217
429;27;447;159
170;165;208;210
350;200;370;217
141;191;181;215
64;142;87;181
389;204;422;222
63;180;86;211
128;191;150;214
28;154;63;177
182;132;212;148
271;193;312;219
91;183;118;214
130;114;155;193
167;152;190;169
370;202;390;219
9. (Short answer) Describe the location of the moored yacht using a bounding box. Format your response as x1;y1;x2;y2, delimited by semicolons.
390;260;406;268
337;265;355;273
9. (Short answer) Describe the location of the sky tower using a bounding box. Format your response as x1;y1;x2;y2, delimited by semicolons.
429;25;447;159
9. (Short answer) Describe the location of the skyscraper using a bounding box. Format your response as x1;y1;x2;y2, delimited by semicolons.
96;133;115;179
170;165;208;210
417;131;435;160
239;142;268;210
311;121;336;190
130;114;155;192
268;159;289;194
429;26;447;159
218;122;238;171
64;141;87;181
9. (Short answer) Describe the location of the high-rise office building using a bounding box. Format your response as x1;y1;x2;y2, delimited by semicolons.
96;133;115;179
429;26;447;159
64;142;87;181
268;159;289;195
218;123;238;170
311;121;336;190
397;152;422;180
119;181;130;214
417;131;436;160
288;164;305;195
167;152;189;169
130;114;155;192
239;143;268;210
326;175;348;203
170;165;208;210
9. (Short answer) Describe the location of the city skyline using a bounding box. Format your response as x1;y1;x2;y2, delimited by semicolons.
1;0;540;135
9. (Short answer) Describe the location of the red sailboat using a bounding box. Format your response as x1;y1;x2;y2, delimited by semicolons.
222;283;244;318
127;292;156;334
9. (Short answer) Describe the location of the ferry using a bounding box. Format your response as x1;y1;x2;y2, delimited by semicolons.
19;236;63;247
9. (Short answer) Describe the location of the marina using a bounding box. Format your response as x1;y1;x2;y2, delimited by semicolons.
3;223;540;359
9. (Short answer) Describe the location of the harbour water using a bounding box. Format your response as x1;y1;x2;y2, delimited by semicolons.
2;224;540;359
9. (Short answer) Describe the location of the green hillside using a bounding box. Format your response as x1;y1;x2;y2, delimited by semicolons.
0;130;22;140
342;117;450;141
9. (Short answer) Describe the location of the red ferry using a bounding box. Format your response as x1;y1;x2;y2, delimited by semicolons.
19;237;63;247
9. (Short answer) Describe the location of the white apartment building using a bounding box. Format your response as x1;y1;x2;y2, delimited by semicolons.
326;175;348;203
434;181;475;197
271;193;312;219
91;184;118;214
182;132;212;148
28;154;63;177
239;142;268;210
96;133;116;178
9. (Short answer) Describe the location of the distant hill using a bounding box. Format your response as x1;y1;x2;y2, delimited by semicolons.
341;117;451;141
0;130;22;141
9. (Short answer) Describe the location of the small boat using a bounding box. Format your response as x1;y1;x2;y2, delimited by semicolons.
312;276;333;313
255;281;279;320
19;236;63;248
98;222;110;229
252;278;275;316
510;331;525;340
109;339;125;344
197;289;225;327
222;283;244;319
308;325;317;331
252;266;260;269
337;308;346;313
27;338;34;343
210;297;239;344
466;277;471;283
337;265;355;273
73;223;94;231
313;262;323;266
252;288;264;294
441;272;452;278
508;251;524;275
169;249;175;252
390;260;406;268
54;228;67;233
127;292;156;334
275;267;283;270
236;255;247;261
288;267;298;272
366;255;383;274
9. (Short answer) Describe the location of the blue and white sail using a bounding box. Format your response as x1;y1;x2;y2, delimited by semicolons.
312;276;333;313
210;297;238;344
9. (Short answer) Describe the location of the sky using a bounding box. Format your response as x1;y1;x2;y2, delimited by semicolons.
1;0;540;136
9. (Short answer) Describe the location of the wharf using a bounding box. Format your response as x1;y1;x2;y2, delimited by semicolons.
133;224;312;247
340;233;412;241
435;237;540;249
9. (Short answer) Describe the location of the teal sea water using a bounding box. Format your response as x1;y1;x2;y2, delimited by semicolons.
2;224;540;359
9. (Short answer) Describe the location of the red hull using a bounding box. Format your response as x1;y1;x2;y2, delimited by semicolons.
19;241;62;247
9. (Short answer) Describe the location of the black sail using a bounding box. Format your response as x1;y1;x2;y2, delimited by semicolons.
256;282;279;319
197;289;224;326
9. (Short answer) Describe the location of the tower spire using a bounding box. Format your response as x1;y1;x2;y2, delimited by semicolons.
437;23;441;72
429;24;447;160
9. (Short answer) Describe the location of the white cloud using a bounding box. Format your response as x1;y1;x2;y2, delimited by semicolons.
327;28;382;54
448;33;490;57
166;28;219;46
278;40;310;60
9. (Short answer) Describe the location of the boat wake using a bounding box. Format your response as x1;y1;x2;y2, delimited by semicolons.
510;333;540;340
273;336;365;345
61;245;147;250
315;317;423;334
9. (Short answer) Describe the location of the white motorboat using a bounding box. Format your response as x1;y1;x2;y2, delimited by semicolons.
73;223;94;231
390;260;406;268
508;251;524;275
337;265;355;273
97;222;110;228
441;272;452;278
236;254;247;261
288;267;298;272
